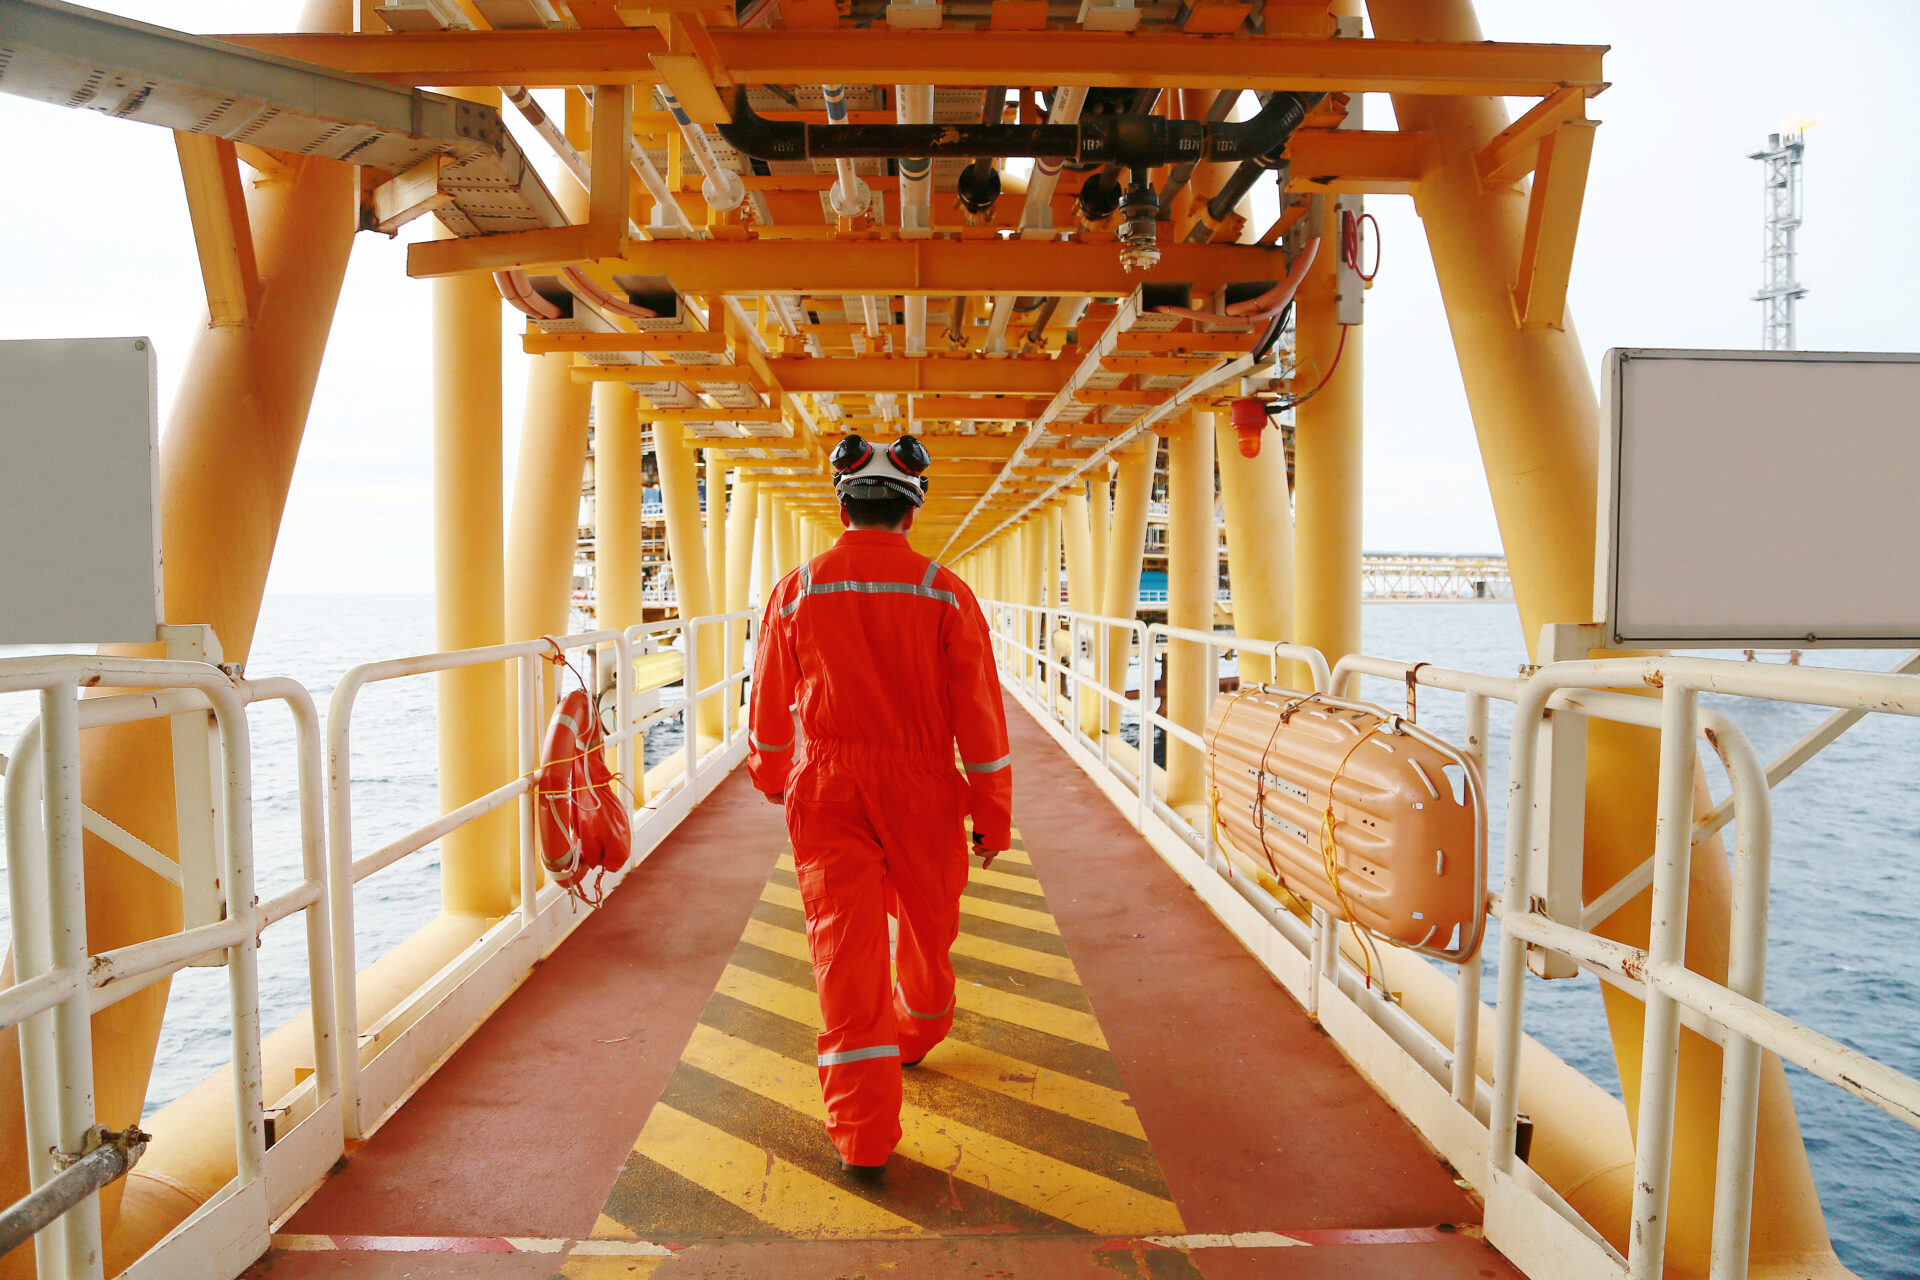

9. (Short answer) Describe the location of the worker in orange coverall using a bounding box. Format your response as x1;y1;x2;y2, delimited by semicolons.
748;434;1012;1176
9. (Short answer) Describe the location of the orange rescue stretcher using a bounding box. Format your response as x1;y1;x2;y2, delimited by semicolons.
1204;687;1487;963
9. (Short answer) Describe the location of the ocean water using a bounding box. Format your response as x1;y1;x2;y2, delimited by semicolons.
0;594;1914;1273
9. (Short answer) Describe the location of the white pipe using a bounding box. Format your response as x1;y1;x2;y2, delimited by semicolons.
660;88;746;210
898;83;934;353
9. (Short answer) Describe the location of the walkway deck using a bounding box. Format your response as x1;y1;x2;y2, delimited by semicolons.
249;706;1519;1279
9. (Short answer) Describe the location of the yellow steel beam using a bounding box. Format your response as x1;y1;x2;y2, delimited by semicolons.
411;232;1288;289
216;30;1607;97
764;356;1072;394
1283;128;1435;196
174;132;258;327
911;396;1052;419
523;330;730;354
1511;119;1596;330
644;407;785;423
588;83;634;244
568;364;758;384
650;14;732;123
370;154;454;234
1475;86;1588;188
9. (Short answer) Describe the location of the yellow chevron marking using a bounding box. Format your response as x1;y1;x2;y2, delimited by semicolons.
968;864;1048;895
558;1256;668;1280
682;1024;1182;1236
631;1103;923;1239
761;878;1063;940
772;851;1037;889
588;1213;637;1241
729;922;1144;1138
742;905;1082;987
720;957;1108;1052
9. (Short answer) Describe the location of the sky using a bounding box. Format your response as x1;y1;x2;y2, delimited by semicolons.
2;1;1917;590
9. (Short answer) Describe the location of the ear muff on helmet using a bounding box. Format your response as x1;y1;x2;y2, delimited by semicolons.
830;434;875;475
832;433;933;507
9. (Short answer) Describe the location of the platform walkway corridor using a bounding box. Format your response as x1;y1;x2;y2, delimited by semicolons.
248;705;1519;1280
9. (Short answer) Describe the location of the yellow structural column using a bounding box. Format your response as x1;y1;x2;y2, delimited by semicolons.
430;98;519;924
503;138;590;658
593;381;645;803
1367;0;1835;1271
725;472;757;679
755;485;775;599
1101;436;1160;733
705;452;728;633
1062;484;1101;735
652;419;723;749
1214;410;1296;686
1089;464;1111;613
772;497;796;579
593;383;646;636
1291;206;1363;693
1164;417;1217;812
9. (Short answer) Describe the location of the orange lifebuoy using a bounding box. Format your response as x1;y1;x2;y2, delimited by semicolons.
535;688;631;903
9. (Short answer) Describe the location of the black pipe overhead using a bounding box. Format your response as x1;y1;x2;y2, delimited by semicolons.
718;86;1323;170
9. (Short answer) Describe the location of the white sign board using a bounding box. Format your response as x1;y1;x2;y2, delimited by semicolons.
1598;348;1920;648
0;338;162;644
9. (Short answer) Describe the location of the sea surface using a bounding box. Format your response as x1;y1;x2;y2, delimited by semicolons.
0;594;1914;1274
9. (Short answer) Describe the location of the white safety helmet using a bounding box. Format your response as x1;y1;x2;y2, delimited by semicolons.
831;434;932;508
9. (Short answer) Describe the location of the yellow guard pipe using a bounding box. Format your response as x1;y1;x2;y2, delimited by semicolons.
1213;409;1295;687
1368;0;1838;1271
1100;437;1160;734
1163;417;1217;811
1061;486;1099;735
1291;200;1363;694
652;420;723;749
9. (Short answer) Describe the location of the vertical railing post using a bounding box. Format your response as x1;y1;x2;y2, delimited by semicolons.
684;620;701;794
1452;690;1489;1110
615;633;635;818
517;654;539;926
211;692;267;1190
37;682;104;1277
1626;684;1700;1280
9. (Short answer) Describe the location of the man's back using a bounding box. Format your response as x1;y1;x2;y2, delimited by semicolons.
748;527;1010;847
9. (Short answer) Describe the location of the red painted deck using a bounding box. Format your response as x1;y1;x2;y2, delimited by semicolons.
252;705;1519;1280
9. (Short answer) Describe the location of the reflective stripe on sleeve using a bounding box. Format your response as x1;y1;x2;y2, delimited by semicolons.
817;1044;901;1067
778;564;814;618
751;735;793;752
962;754;1011;774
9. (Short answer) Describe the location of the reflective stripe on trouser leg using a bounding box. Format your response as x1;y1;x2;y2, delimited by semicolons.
786;793;904;1166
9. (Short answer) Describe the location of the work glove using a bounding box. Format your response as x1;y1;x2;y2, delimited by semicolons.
971;830;1005;869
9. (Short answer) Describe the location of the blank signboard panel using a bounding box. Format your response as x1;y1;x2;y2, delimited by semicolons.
0;338;162;644
1599;348;1920;648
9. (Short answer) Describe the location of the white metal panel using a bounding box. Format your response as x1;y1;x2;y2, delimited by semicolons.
1598;347;1920;648
0;337;161;643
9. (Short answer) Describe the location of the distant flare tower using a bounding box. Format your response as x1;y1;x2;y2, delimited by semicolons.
1749;130;1808;350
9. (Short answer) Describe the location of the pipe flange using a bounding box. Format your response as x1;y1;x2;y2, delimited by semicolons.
829;176;873;219
702;168;747;212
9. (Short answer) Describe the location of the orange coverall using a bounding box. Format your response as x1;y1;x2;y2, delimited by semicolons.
748;529;1013;1166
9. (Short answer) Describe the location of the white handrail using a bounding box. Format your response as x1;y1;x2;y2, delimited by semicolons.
0;659;339;1280
983;601;1920;1280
